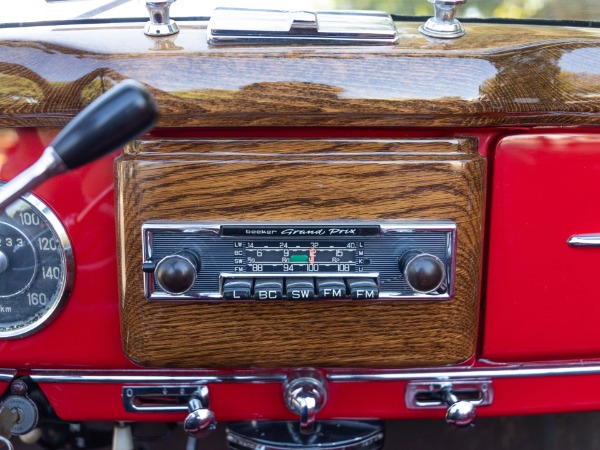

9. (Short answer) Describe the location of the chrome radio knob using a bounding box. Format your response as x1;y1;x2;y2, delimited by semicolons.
399;250;446;294
154;251;199;295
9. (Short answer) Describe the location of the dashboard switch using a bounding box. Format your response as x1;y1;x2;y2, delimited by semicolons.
254;278;284;300
316;278;346;298
347;278;379;299
286;278;315;300
222;278;253;300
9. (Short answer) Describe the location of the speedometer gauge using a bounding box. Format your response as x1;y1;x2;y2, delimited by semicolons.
0;184;73;337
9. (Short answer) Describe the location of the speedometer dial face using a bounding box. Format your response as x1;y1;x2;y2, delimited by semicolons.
0;186;73;338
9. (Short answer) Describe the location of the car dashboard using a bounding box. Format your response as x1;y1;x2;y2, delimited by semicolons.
1;5;600;448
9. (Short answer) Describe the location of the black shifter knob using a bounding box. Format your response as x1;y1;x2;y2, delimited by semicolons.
51;80;159;170
399;250;446;294
0;79;159;211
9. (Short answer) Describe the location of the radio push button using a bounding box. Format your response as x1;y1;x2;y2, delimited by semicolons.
222;278;253;300
316;278;346;299
254;278;284;300
347;278;379;299
286;278;315;300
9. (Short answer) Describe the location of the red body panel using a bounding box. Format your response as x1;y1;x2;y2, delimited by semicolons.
3;128;600;421
484;134;600;361
39;375;600;422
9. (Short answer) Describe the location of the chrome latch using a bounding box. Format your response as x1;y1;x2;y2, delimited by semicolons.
207;8;399;46
405;380;492;427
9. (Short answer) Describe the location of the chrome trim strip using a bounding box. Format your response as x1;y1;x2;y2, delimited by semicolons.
0;370;16;382
567;234;600;247
30;371;287;384
28;364;600;384
328;365;600;381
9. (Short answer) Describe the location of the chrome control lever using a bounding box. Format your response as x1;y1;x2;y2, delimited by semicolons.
283;372;328;435
440;385;477;427
0;80;158;211
183;387;217;440
405;380;491;428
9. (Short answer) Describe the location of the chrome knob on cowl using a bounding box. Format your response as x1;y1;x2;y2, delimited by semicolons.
399;250;446;294
144;0;179;36
283;372;328;435
183;387;217;440
419;0;467;39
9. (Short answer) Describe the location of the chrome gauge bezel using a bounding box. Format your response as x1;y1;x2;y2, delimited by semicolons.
0;187;74;338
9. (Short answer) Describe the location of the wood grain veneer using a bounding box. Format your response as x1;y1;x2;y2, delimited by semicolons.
117;138;485;368
1;22;600;128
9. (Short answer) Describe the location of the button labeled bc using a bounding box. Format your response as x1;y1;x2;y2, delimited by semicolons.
254;278;284;300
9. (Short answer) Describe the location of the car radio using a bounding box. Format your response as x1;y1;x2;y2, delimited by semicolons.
142;221;456;302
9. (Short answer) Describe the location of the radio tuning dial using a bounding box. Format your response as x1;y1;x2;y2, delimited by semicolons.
155;251;200;295
399;250;446;294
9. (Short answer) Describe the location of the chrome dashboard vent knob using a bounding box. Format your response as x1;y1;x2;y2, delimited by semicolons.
419;0;467;39
144;0;179;36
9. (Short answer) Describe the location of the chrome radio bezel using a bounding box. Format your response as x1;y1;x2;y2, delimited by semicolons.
142;221;457;302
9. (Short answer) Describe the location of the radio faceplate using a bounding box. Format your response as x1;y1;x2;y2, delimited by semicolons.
142;221;456;301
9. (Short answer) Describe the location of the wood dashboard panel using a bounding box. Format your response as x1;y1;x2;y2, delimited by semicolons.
1;22;600;128
117;138;485;368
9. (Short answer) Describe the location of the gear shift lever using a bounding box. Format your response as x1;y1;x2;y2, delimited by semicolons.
0;80;159;210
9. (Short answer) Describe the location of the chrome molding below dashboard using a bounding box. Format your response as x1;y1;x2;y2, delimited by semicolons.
29;371;287;384
0;370;16;382
27;363;600;384
328;364;600;381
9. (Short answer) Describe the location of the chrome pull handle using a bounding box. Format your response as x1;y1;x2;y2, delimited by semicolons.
283;372;328;435
440;385;477;427
405;380;492;427
183;387;217;440
297;394;317;433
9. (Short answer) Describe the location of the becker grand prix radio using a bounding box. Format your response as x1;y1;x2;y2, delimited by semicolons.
142;221;456;301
